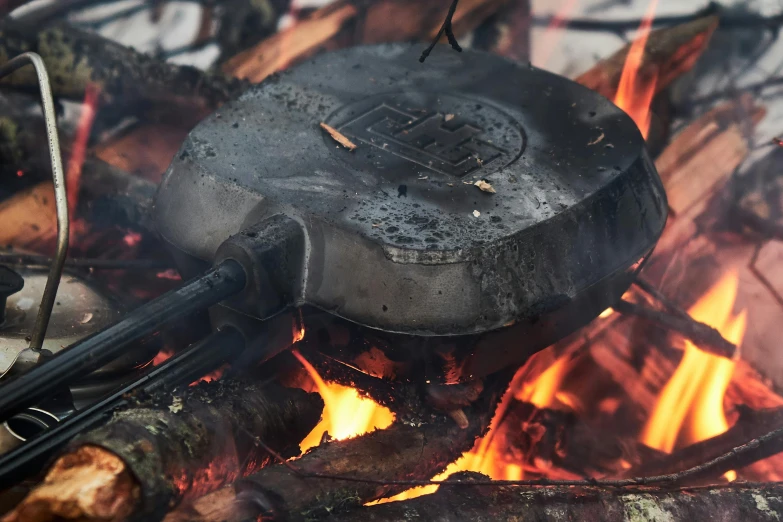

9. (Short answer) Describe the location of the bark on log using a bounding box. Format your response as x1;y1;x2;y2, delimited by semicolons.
328;472;783;522
4;380;324;521
222;0;512;83
575;15;719;101
0;19;245;123
164;370;514;522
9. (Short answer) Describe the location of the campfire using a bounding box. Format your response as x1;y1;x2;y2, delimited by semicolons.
0;0;782;521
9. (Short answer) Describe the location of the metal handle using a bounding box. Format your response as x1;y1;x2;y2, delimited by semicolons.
0;52;69;351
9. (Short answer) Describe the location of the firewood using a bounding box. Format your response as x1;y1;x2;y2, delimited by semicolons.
223;3;357;82
2;446;139;522
613;299;736;358
625;407;783;482
499;400;663;478
0;100;157;233
0;182;57;250
0;19;245;123
575;15;719;101
222;0;511;83
328;471;783;522
163;370;514;522
546;92;772;409
3;380;324;522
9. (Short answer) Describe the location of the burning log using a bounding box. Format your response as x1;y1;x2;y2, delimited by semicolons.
164;370;514;522
0;19;245;124
500;399;663;478
222;0;512;82
627;407;783;482
329;472;783;522
612;299;736;358
4;380;324;522
575;15;718;101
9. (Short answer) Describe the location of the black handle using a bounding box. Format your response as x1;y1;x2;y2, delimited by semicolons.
0;260;246;422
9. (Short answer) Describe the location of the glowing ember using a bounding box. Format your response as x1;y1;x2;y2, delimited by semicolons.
152;348;174;366
190;367;225;386
15;170;23;177
122;231;143;247
66;83;100;219
156;269;181;281
598;307;614;319
292;350;394;452
641;272;746;481
292;318;305;344
613;0;659;138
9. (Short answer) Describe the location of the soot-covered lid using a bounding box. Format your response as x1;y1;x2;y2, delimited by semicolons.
156;43;667;337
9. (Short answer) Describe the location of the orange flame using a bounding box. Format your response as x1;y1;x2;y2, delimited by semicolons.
66;83;100;220
613;0;659;138
516;355;571;409
379;383;523;504
640;272;746;481
292;350;394;452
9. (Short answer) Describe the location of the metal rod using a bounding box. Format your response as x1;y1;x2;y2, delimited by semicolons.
0;260;247;422
0;326;247;490
0;53;69;353
0;253;173;271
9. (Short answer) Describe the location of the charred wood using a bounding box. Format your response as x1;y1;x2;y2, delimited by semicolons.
0;19;245;124
4;380;323;521
500;400;663;478
612;299;737;358
625;407;783;483
164;370;514;522
575;15;718;101
328;472;783;522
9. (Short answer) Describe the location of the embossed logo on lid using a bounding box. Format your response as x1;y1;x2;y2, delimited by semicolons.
324;92;525;178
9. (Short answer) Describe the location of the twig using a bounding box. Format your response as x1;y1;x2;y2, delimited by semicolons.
319;123;357;151
612;299;736;359
251;423;783;489
420;0;462;63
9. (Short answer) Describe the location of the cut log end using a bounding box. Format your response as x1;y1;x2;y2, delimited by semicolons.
2;446;140;522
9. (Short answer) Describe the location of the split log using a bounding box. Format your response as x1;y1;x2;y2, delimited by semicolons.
222;0;512;83
3;380;324;522
164;370;514;522
575;15;719;101
329;472;783;522
0;19;245;124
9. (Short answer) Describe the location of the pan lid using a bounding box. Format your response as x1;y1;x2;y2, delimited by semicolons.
156;43;667;336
